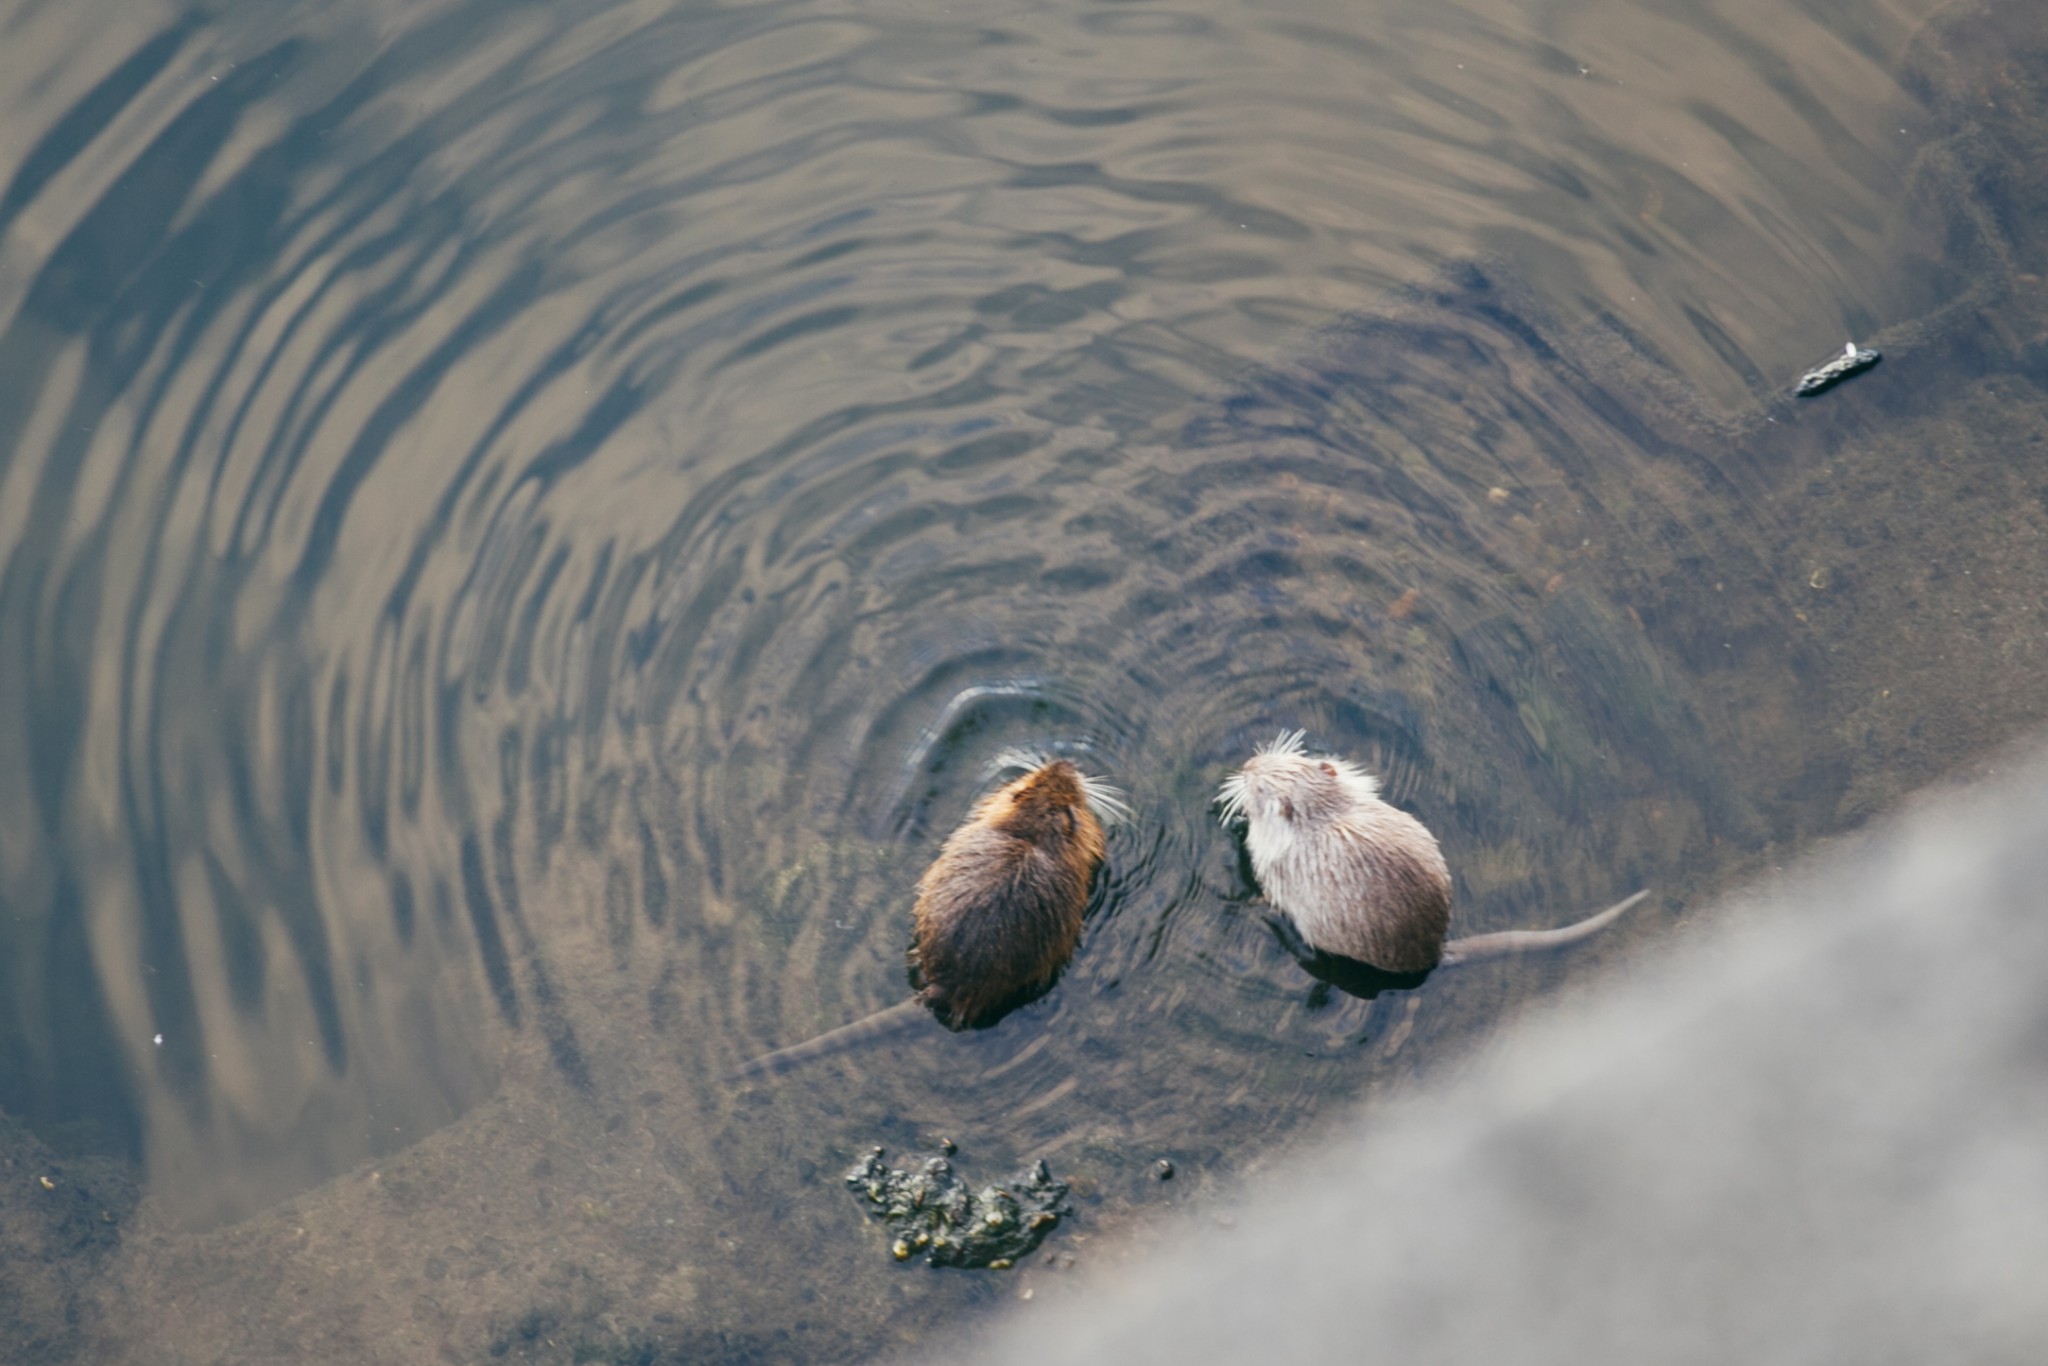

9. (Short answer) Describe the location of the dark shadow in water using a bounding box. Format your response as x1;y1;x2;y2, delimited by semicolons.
1267;914;1431;1003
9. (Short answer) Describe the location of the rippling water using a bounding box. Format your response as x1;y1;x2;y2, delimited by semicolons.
4;0;2046;1358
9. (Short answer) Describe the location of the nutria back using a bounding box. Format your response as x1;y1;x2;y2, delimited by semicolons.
1220;731;1451;972
910;759;1108;1028
1258;793;1451;973
727;756;1122;1081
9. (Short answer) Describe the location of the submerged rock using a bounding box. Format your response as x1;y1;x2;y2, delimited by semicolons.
844;1148;1068;1269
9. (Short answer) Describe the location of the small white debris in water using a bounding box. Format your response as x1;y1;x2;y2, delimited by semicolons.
153;1034;163;1047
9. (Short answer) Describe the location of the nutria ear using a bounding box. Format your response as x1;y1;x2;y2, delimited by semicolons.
1319;761;1336;777
1281;799;1294;821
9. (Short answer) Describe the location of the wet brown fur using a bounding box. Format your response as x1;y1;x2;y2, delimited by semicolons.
728;759;1109;1080
910;759;1106;1028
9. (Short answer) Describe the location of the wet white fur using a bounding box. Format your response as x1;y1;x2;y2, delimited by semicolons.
1217;730;1450;965
1220;731;1649;969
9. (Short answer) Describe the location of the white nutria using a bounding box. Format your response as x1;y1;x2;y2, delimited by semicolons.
728;751;1130;1081
1218;730;1646;972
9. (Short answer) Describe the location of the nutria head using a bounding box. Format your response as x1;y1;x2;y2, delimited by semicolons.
978;759;1108;854
1217;730;1373;839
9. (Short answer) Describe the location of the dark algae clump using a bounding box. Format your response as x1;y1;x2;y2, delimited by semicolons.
844;1148;1068;1269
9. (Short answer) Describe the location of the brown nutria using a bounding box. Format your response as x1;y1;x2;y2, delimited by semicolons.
728;755;1127;1080
1218;731;1646;972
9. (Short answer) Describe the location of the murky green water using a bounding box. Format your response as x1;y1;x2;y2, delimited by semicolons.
3;0;2046;1360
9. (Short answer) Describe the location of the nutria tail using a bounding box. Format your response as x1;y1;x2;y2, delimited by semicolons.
725;998;928;1081
1436;890;1650;968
